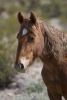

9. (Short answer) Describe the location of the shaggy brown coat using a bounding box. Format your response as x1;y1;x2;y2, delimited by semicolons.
15;12;67;100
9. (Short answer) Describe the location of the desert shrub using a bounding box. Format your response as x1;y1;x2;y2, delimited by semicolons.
0;6;5;13
26;80;44;94
0;15;18;87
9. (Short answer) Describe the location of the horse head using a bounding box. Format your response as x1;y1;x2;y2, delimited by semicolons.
14;12;44;72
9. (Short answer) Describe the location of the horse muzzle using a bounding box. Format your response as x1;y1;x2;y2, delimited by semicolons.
14;57;30;73
14;62;26;73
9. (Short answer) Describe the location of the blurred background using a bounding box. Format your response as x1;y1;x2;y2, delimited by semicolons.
0;0;67;100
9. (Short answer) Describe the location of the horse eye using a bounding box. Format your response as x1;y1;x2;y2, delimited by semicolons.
30;36;34;40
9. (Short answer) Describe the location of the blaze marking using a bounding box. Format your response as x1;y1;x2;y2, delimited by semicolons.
22;28;28;36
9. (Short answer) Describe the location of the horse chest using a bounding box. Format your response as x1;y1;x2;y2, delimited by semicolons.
41;60;62;93
42;61;60;82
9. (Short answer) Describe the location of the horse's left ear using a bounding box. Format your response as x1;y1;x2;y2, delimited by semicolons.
30;12;37;24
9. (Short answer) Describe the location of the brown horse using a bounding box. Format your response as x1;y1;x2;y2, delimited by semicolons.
14;12;67;100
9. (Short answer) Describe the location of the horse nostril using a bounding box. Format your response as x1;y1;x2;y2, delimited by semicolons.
20;63;24;69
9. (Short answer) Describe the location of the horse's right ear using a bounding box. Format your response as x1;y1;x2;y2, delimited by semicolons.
18;12;24;24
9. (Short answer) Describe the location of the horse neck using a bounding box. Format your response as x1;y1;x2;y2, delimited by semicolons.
40;21;65;64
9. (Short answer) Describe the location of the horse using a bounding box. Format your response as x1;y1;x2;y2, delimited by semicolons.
14;12;67;100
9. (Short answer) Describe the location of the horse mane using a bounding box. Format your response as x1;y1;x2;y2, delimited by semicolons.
40;20;67;63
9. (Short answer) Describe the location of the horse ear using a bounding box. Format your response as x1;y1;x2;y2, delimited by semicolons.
18;12;24;24
30;12;36;24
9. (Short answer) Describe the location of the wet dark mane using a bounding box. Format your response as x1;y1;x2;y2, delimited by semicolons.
35;18;67;64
